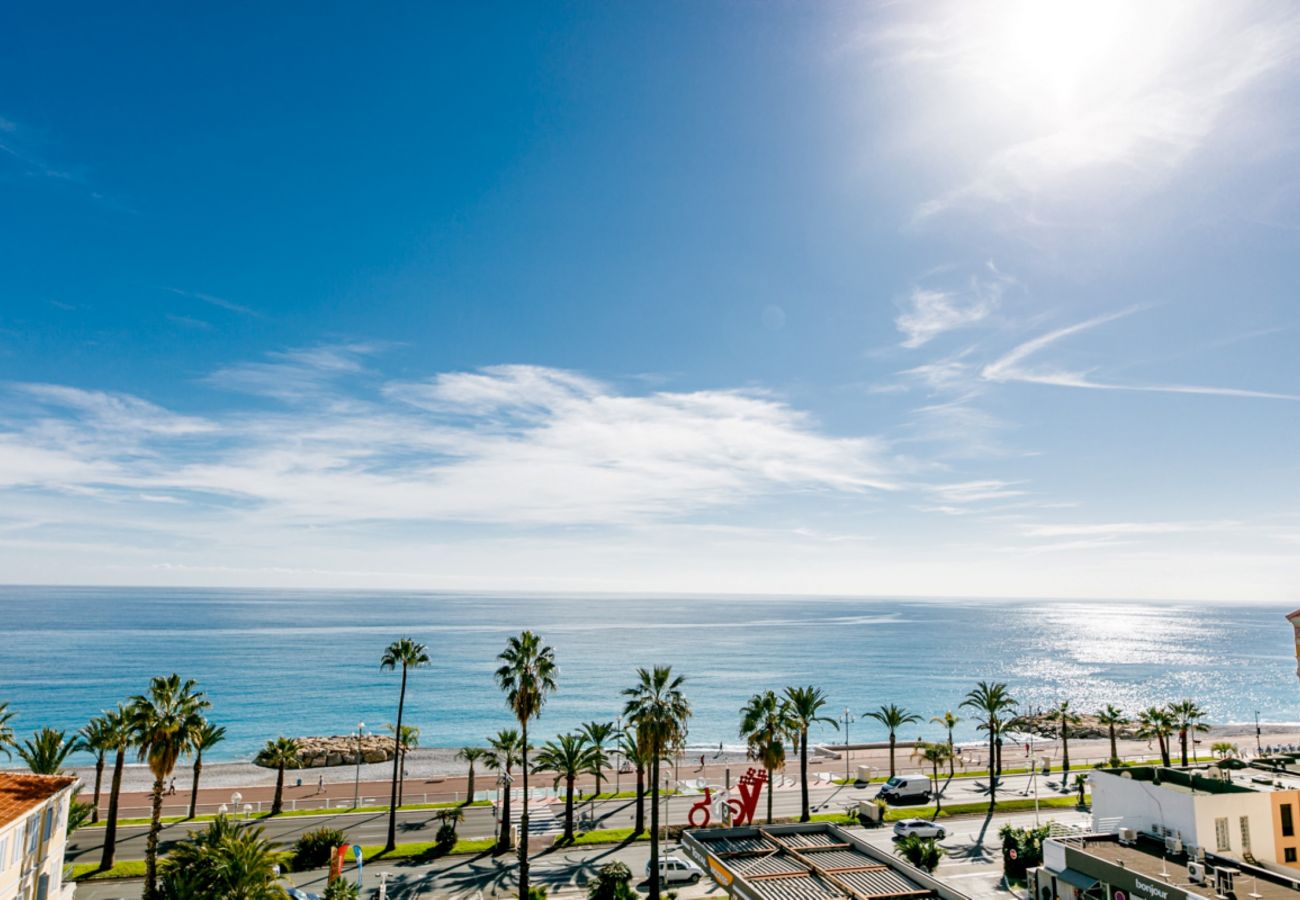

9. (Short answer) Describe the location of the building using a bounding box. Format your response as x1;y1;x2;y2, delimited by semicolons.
0;773;78;900
682;821;970;900
1030;832;1300;900
1090;767;1300;869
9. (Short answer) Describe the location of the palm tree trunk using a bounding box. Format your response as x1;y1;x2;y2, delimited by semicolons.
932;761;942;818
188;753;203;819
385;665;407;853
466;763;476;804
889;732;897;777
498;776;512;854
635;765;645;833
273;763;285;815
594;755;603;796
1062;733;1070;781
1180;730;1189;766
947;730;955;777
92;754;105;824
649;753;661;900
145;775;164;899
1108;726;1118;765
564;776;575;841
799;729;810;822
99;747;126;871
519;720;530;900
766;766;774;824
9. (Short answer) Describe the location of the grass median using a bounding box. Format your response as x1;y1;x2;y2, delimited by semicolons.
87;798;491;829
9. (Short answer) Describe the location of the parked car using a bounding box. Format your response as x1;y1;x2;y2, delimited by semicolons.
647;855;704;883
893;818;946;840
877;774;932;804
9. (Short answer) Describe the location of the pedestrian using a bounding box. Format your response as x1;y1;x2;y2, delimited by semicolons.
317;774;324;794
700;754;705;770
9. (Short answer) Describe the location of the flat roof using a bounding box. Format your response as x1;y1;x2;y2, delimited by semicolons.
1098;766;1256;794
685;822;964;900
1063;835;1300;900
0;773;77;831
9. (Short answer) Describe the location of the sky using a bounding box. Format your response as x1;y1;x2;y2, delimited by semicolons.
1;1;1298;601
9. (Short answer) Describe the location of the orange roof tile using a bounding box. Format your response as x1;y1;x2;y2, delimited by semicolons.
0;773;77;831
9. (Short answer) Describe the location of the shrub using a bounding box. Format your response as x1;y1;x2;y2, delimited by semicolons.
293;826;348;872
323;879;360;900
588;860;638;900
895;834;944;872
528;887;548;900
999;823;1051;880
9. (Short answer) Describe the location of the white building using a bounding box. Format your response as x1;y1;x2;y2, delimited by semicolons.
1091;766;1300;871
0;773;78;900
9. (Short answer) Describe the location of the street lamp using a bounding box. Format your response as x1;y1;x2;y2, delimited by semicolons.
841;708;855;783
353;722;366;809
615;716;623;796
231;791;242;819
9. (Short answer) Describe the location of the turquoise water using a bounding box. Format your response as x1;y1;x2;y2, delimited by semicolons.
2;586;1296;762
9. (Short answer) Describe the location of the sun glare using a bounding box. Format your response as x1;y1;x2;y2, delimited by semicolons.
997;0;1131;110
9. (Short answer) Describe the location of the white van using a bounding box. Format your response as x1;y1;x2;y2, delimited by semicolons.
877;774;931;803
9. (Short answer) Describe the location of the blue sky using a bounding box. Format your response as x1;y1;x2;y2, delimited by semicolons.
1;1;1298;600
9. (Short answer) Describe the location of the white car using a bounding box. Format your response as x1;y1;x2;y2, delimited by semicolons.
647;855;704;883
893;818;946;840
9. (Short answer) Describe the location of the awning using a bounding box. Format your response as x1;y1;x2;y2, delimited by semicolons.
1056;868;1101;891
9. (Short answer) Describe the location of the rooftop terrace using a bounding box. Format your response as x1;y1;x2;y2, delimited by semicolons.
1098;766;1256;794
684;822;966;900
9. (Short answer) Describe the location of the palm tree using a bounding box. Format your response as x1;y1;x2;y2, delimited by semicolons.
15;728;81;774
380;637;431;854
866;704;922;778
386;723;420;805
1096;705;1127;766
0;702;15;758
930;711;961;776
618;729;649;834
1169;699;1209;766
80;715;116;823
484;729;522;855
912;742;953;817
159;815;286;898
961;681;1017;806
1137;706;1175;766
129;673;210;898
99;704;132;871
256;736;301;816
534;733;600;842
623;666;691;900
579;721;619;796
495;630;558;900
1044;700;1082;783
739;690;790;825
784;686;837;822
186;720;225;819
456;746;488;803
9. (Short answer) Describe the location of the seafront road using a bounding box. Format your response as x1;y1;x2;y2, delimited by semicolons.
66;770;1078;866
72;805;1092;899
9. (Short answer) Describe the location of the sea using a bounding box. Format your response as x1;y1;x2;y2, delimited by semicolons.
2;586;1297;764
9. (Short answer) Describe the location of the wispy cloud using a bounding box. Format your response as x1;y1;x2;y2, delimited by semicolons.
894;264;1012;348
162;287;263;318
982;309;1300;400
1;355;898;527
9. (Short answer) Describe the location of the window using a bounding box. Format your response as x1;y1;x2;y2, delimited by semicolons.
1286;848;1297;864
1215;817;1231;852
26;815;38;852
1284;803;1295;838
0;835;7;872
1240;816;1251;850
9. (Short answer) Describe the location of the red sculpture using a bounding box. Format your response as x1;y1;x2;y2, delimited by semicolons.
686;767;767;828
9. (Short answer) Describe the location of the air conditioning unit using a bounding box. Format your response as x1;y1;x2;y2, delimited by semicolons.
1188;862;1206;884
1119;828;1138;844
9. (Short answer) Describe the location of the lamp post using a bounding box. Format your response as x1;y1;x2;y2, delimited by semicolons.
1256;711;1262;756
615;716;623;796
353;722;366;809
231;792;242;821
841;707;855;783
